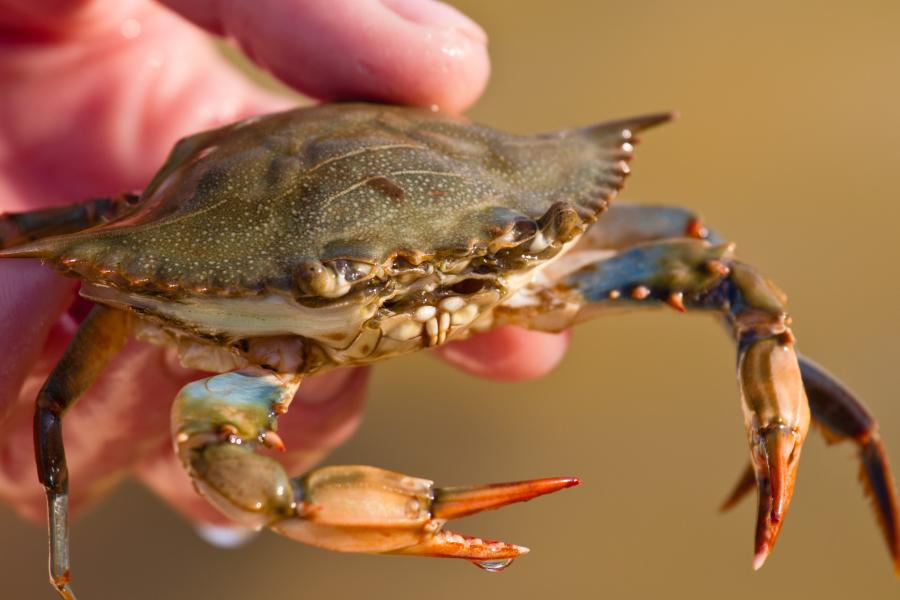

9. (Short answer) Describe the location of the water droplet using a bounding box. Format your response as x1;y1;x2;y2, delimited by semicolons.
195;523;259;549
471;558;514;573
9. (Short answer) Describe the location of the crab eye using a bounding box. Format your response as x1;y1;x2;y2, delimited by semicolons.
330;259;373;283
510;219;538;242
537;203;583;245
292;259;342;297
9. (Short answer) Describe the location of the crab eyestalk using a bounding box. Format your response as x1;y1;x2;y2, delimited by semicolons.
172;368;579;565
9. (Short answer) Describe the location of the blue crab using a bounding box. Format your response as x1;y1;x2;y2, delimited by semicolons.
0;103;896;599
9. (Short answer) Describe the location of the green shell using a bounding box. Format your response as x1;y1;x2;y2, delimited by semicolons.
7;103;670;296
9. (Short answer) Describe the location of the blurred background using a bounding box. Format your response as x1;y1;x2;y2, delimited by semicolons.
3;0;900;598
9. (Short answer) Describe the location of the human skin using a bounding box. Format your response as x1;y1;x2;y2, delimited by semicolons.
0;0;569;528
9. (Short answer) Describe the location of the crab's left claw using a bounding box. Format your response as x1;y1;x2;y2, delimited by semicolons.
738;336;810;569
271;466;580;564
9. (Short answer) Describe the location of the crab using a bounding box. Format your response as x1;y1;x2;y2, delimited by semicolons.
0;102;897;599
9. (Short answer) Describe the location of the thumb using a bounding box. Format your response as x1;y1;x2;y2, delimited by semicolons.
159;0;490;113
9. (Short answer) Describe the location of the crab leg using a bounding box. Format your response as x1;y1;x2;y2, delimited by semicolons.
32;305;132;600
525;201;900;570
172;369;578;565
532;238;810;568
0;193;139;249
722;356;900;572
575;202;718;250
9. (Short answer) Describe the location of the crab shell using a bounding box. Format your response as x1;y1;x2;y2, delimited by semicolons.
7;103;670;375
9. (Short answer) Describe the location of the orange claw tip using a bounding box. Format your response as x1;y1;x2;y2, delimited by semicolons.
753;501;784;573
432;477;581;520
752;547;770;571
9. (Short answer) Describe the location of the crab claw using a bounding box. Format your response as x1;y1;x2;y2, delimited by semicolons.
395;477;582;560
749;425;802;569
738;336;810;569
270;466;579;564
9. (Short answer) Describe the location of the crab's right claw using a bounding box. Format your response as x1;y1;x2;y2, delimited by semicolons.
271;466;579;564
738;336;810;570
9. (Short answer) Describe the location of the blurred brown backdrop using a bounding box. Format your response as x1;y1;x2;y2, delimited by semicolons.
3;1;900;598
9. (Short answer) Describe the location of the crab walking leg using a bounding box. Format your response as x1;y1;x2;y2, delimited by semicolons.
722;356;900;572
0;193;140;249
33;305;132;600
575;202;719;250
172;369;579;563
538;239;810;568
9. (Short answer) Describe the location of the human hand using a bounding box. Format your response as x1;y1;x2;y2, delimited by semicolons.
0;0;569;528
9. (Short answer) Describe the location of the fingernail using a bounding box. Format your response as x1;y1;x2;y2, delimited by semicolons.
380;0;488;45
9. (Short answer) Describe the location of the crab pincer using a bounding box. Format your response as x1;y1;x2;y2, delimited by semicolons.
723;355;900;572
275;467;580;566
738;336;810;569
173;368;578;568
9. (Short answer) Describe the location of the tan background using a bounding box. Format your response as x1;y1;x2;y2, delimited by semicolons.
3;1;900;598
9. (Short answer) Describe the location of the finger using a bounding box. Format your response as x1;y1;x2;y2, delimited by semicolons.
0;338;198;522
2;2;295;211
160;0;490;113
4;0;488;212
274;367;370;457
435;326;571;381
0;0;130;37
0;262;75;426
136;367;370;524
